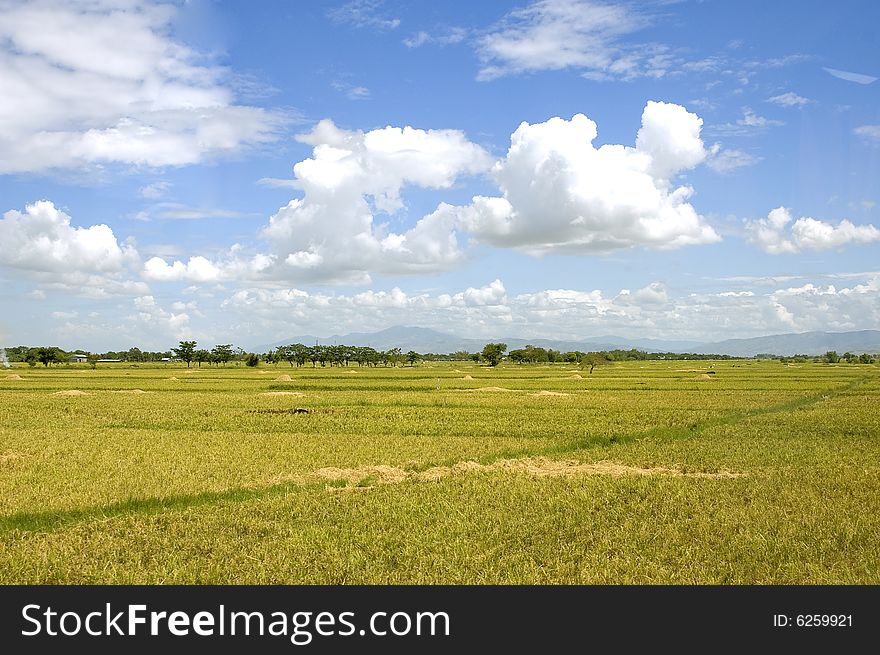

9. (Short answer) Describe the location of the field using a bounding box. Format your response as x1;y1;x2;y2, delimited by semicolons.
1;360;878;584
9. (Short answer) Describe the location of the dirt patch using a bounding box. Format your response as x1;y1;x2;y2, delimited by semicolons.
275;375;292;381
531;390;570;397
53;390;89;396
110;389;149;394
313;464;409;486
287;456;747;490
5;374;23;380
259;391;305;396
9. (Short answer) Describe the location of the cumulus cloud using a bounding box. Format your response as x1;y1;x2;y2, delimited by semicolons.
218;275;880;343
255;118;492;282
0;0;286;174
746;206;880;254
0;199;153;298
132;295;192;340
476;0;670;81
151;102;723;284
0;200;138;273
453;101;719;254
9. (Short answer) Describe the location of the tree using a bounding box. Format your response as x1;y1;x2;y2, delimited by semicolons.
824;351;840;364
859;353;875;364
406;350;420;366
194;349;211;367
244;353;259;367
481;343;507;367
211;344;234;366
582;352;607;374
172;340;197;367
452;350;471;361
385;347;403;367
34;346;63;367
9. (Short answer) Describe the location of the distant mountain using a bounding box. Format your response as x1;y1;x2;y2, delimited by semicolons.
697;330;880;357
259;326;880;358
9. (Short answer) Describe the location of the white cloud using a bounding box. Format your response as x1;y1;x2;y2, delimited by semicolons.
143;256;223;283
331;80;371;100
709;108;785;136
218;275;880;343
327;0;400;30
746;206;880;254
257;177;299;189
476;0;666;81
256;119;492;282
767;92;814;107
849;200;876;211
403;27;467;48
854;125;880;143
706;145;762;173
0;200;138;274
152;205;252;220
454;101;719;254
0;0;286;174
139;181;171;199
132;295;192;340
823;67;877;85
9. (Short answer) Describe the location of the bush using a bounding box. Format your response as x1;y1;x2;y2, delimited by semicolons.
244;353;259;367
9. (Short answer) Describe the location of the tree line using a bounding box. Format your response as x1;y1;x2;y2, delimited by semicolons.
4;342;875;368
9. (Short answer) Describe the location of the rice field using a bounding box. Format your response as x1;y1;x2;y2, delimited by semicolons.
1;360;878;583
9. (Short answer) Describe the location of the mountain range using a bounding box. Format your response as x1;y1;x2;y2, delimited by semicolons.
259;326;880;358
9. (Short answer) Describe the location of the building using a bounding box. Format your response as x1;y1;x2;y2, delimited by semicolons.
69;353;88;363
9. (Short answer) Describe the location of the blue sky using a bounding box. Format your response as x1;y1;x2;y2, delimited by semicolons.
1;0;878;351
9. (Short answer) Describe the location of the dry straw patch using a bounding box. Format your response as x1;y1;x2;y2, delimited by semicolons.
469;386;515;392
5;374;24;380
259;391;304;396
461;375;474;380
273;457;747;490
53;390;89;396
110;389;149;394
0;452;23;463
531;390;569;397
275;375;292;381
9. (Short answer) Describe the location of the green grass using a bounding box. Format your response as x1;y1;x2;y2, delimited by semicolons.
0;359;878;583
